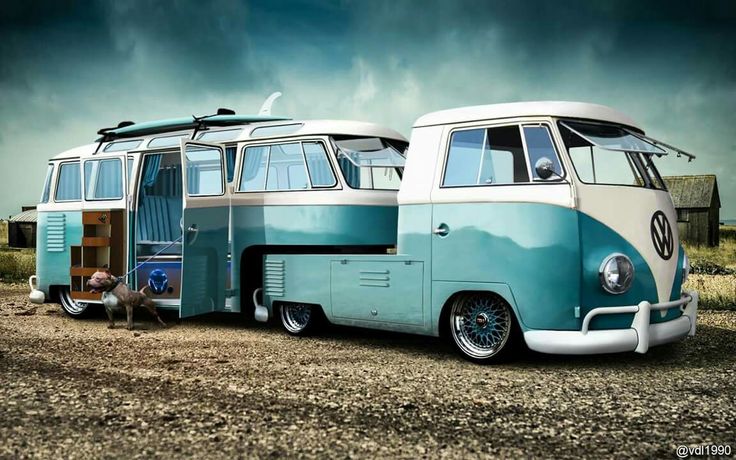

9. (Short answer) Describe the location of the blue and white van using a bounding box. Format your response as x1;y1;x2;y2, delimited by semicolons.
30;110;408;321
31;101;698;363
258;102;698;363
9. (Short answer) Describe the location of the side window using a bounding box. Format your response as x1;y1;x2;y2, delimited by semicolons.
55;162;81;201
40;164;54;203
443;126;529;187
184;145;224;196
267;143;308;190
240;146;269;191
523;126;563;180
84;159;123;200
127;158;134;181
303;142;336;187
238;141;336;192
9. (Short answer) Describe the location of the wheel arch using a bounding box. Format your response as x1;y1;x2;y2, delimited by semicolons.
433;283;525;337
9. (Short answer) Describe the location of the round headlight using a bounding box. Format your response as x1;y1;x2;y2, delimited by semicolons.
599;253;635;294
682;253;690;284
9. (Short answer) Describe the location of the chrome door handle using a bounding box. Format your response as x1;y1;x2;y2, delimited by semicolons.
186;224;199;244
433;223;449;236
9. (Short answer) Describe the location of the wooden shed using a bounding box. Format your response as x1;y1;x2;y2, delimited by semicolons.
662;175;720;246
8;207;38;249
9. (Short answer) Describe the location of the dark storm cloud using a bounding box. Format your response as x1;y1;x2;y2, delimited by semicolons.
0;0;734;217
1;0;274;95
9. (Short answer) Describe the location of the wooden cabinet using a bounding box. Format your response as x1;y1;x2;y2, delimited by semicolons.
70;210;125;301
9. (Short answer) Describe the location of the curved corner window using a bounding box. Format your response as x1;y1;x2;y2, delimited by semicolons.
250;123;304;138
333;137;404;190
55;162;81;201
40;164;54;203
197;128;243;142
104;139;142;152
148;134;189;149
84;158;123;200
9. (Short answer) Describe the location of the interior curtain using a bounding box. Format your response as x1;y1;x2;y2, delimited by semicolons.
57;163;81;200
244;146;268;181
339;157;360;188
96;160;122;198
142;154;162;188
187;163;200;194
226;147;236;183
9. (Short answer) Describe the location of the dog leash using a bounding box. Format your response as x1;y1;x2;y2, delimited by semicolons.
117;234;184;283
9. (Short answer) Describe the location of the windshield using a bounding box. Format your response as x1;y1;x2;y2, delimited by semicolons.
558;120;666;190
333;137;405;190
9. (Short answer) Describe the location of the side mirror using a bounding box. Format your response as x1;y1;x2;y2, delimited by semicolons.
535;157;557;180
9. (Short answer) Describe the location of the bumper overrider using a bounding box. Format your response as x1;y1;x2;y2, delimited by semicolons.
524;291;699;355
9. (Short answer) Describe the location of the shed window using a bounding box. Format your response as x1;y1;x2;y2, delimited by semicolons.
443;126;529;187
55;162;81;201
84;159;123;200
40;164;54;203
677;209;690;223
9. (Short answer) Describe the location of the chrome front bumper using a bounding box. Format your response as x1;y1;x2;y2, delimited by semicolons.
523;291;699;355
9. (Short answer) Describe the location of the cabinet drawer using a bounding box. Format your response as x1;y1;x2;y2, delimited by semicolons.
82;236;110;247
82;211;112;225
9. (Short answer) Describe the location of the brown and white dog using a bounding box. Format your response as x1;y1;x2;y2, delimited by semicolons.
87;270;167;330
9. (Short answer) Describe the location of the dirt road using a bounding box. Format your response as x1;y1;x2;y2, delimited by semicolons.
1;283;734;459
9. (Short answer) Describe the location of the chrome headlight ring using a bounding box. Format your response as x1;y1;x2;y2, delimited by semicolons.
599;253;635;295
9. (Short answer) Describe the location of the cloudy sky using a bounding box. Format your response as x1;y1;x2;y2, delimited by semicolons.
1;0;734;218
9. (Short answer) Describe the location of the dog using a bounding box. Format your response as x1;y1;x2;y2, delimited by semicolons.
86;270;167;330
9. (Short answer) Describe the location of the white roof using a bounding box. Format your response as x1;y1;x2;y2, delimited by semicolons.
237;119;408;143
51;143;98;160
49;120;408;161
414;101;642;131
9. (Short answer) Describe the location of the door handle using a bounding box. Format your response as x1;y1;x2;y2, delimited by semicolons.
433;223;449;237
186;224;199;244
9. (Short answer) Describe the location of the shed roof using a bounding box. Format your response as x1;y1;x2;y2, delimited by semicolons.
663;175;720;209
9;209;38;223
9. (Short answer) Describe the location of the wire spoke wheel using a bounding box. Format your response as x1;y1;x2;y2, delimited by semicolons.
280;303;314;335
450;293;513;361
59;288;91;317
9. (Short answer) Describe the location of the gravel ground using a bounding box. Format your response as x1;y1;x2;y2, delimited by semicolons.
0;282;734;459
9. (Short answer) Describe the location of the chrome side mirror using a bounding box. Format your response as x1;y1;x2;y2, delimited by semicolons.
535;157;557;180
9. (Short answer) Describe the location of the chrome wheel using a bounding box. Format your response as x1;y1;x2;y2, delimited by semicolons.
59;288;91;317
450;293;512;361
280;303;314;335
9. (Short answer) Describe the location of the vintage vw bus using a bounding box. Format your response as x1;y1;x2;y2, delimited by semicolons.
256;102;698;363
31;101;698;364
30;110;407;320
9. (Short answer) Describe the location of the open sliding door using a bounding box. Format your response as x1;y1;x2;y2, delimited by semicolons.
180;140;230;318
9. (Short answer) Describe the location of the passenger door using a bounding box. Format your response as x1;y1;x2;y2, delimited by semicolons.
180;140;230;318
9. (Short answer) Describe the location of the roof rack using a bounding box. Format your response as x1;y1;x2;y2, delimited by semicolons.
95;108;289;143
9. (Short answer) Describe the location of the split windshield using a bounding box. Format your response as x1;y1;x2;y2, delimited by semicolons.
558;120;666;189
332;137;406;190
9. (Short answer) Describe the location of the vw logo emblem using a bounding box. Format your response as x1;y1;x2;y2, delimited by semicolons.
650;211;674;260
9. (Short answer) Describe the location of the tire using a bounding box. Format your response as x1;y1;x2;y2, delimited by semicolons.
448;292;518;364
279;302;320;336
59;287;93;318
